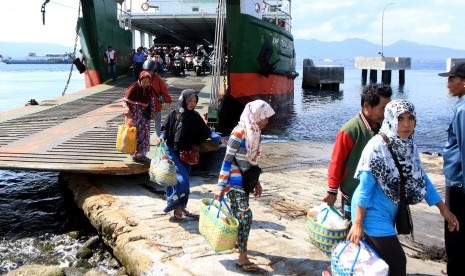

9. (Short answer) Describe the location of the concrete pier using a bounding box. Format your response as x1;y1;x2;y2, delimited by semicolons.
64;143;449;275
446;58;465;70
302;59;344;90
0;71;450;275
355;56;411;85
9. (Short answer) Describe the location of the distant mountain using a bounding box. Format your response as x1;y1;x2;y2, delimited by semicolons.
0;42;73;58
295;38;465;62
1;39;464;62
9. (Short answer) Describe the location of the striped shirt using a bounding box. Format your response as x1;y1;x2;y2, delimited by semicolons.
217;125;252;190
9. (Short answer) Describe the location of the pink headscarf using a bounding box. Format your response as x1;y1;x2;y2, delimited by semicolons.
239;100;275;165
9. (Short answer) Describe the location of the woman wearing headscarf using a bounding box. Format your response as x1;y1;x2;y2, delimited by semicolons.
122;71;154;162
157;89;221;220
214;100;275;273
347;99;459;275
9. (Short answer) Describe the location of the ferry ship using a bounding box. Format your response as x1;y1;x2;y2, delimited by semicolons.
78;0;297;133
1;52;73;64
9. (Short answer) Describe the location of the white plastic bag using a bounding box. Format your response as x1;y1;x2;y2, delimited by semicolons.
331;241;389;276
309;203;350;229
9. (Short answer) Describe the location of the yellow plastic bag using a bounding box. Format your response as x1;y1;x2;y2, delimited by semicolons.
116;125;137;153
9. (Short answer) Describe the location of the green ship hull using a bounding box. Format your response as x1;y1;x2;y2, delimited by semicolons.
78;0;297;133
219;0;297;132
79;0;131;87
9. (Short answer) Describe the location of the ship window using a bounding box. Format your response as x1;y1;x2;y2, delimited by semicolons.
192;7;199;12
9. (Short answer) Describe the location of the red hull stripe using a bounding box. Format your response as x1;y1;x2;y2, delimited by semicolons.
229;73;294;98
85;70;102;88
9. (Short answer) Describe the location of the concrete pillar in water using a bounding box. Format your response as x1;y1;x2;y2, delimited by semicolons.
354;57;411;85
369;70;377;83
361;69;368;84
321;83;340;90
399;70;405;85
382;70;392;84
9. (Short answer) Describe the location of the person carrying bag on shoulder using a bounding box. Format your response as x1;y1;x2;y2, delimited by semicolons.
347;99;459;276
157;89;221;221
214;100;275;273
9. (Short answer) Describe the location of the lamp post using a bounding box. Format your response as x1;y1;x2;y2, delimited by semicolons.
381;2;394;57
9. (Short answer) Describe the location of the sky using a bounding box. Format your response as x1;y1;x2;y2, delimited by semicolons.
0;0;464;50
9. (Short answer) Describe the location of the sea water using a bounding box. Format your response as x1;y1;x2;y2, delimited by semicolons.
0;60;455;273
268;59;454;154
0;61;454;152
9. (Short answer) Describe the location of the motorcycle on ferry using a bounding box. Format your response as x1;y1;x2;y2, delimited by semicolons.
193;55;212;76
172;55;185;76
184;53;193;71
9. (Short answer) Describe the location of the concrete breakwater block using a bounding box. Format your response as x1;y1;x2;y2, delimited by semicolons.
302;59;344;90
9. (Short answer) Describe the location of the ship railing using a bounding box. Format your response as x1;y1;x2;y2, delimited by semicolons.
263;0;292;32
116;1;132;30
142;1;217;14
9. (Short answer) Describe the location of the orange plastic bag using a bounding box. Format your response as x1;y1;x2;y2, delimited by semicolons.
116;125;137;153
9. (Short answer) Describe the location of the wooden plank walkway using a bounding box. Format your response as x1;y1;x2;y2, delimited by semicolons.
0;74;211;174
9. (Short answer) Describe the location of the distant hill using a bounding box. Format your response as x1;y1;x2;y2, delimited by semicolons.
1;39;464;61
295;38;465;62
0;42;73;58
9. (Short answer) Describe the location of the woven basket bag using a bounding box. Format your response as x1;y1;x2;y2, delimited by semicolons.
199;198;239;252
307;206;349;256
149;143;177;186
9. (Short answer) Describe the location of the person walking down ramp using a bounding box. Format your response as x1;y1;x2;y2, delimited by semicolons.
157;89;221;220
141;59;172;137
347;99;459;276
122;71;154;162
214;100;275;273
104;45;117;81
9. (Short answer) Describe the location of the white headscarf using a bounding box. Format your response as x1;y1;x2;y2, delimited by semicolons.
239;100;275;165
355;99;427;204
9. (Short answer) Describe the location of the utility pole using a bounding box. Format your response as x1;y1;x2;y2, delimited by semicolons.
381;2;394;57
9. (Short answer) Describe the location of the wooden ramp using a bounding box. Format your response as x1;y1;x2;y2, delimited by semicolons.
0;75;210;175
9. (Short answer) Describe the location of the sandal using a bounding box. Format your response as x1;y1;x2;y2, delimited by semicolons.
172;210;183;221
235;262;259;273
132;156;151;163
181;209;199;219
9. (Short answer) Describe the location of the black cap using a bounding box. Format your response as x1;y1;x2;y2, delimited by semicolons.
438;62;465;78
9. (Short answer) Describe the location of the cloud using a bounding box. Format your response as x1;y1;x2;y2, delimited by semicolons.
291;0;465;48
415;24;451;35
310;1;359;11
0;1;78;46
